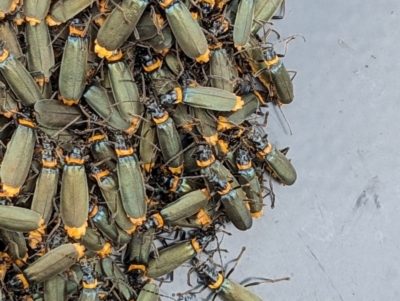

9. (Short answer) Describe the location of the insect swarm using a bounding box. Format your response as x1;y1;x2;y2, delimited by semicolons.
0;0;302;299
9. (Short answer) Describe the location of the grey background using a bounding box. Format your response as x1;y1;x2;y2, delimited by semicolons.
161;1;400;300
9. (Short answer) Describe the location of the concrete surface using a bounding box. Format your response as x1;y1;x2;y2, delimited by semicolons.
159;1;400;300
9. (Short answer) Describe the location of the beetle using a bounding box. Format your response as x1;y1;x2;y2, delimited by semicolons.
115;135;147;226
65;264;84;296
100;256;137;301
142;189;210;230
91;166;136;234
43;273;68;301
88;132;118;171
170;103;196;132
167;175;202;198
145;26;175;55
95;0;149;58
78;224;112;258
137;282;160;301
263;46;294;105
8;243;86;291
46;0;94;26
89;204;132;245
29;142;59;249
79;225;112;257
139;112;158;173
59;19;89;105
146;229;214;279
24;0;51;25
126;228;155;282
191;258;264;301
172;198;220;229
84;82;139;134
193;108;218;145
157;0;210;62
233;0;255;50
248;132;297;185
87;131;117;171
0;230;28;265
215;135;239;174
34;99;83;129
0;21;23;59
0;80;18;116
0;43;43;107
0;116;36;197
206;171;253;231
195;144;249;205
209;45;235;93
252;0;284;34
141;52;181;97
0;206;43;233
241;35;272;93
128;10;165;42
25;17;54;86
182;143;201;174
185;255;290;301
217;91;261;131
107;55;144;130
0;86;18;115
164;51;185;76
60;147;89;239
195;144;237;185
247;33;302;105
13;159;41;211
146;100;184;174
236;148;264;218
78;259;100;301
160;86;244;112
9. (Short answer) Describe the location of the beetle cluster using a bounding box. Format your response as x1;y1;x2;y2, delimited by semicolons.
0;0;300;300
